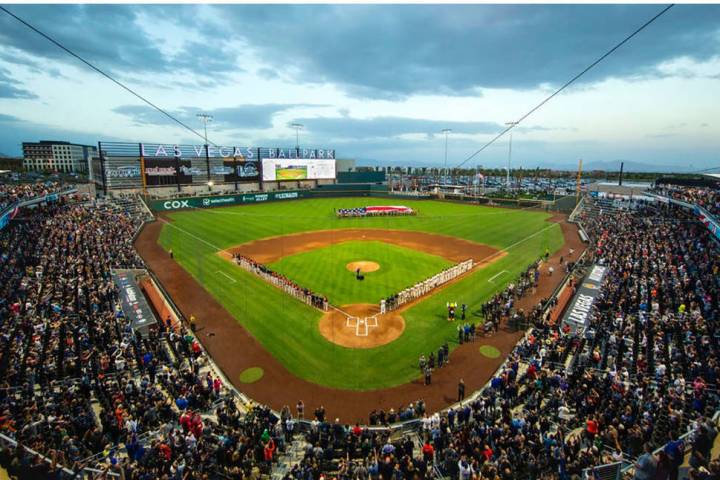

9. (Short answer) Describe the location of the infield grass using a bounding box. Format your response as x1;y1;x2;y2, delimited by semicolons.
269;240;452;305
158;197;565;390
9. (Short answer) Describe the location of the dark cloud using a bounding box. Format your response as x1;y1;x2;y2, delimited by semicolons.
204;4;720;98
113;103;321;131
0;113;20;122
0;4;238;82
0;114;124;155
257;68;279;80
0;69;36;99
2;5;718;100
292;116;502;139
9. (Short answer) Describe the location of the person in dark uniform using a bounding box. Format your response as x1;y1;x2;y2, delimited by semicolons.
424;366;432;385
314;405;325;422
458;379;465;402
169;249;173;259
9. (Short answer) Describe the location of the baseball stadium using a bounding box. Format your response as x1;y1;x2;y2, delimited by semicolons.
2;3;720;480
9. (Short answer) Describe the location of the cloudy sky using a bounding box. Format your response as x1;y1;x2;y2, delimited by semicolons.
0;4;719;170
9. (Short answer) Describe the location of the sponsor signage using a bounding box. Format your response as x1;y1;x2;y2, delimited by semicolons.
0;206;19;231
151;190;308;211
111;269;157;334
262;158;336;181
144;158;193;186
222;160;260;183
106;166;141;178
97;142;334;189
99;141;335;160
560;264;607;333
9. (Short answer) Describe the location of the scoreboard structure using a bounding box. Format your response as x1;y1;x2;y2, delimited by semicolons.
93;141;336;193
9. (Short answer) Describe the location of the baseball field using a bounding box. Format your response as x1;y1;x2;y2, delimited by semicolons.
154;197;566;391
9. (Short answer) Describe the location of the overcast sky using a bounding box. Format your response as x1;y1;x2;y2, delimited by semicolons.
0;4;718;170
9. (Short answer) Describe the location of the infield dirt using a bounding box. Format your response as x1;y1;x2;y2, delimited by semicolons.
135;214;584;422
222;228;500;265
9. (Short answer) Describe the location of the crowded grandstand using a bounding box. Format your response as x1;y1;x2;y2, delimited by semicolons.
0;178;717;480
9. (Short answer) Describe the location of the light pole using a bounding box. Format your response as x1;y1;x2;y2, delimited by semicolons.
505;122;518;191
290;123;303;151
441;128;451;185
197;113;213;190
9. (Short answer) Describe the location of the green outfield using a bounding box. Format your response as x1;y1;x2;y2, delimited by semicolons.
269;241;452;305
158;197;565;390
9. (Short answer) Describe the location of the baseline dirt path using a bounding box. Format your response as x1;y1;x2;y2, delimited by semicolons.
135;214;585;423
224;229;499;265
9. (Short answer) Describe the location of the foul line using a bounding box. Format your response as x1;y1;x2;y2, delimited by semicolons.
476;222;558;266
487;270;509;283
216;270;237;284
158;217;230;255
159;216;562;312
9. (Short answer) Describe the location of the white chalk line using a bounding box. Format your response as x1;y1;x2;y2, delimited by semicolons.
345;315;379;337
487;270;509;283
158;217;232;256
216;270;237;283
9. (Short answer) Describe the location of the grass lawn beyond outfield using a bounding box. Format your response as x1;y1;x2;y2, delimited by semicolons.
269;240;453;305
158;197;565;390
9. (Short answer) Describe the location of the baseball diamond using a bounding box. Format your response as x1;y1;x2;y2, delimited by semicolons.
134;196;581;421
5;5;720;478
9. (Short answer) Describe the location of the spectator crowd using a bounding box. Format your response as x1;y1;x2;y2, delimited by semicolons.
0;192;294;479
282;200;720;480
0;181;719;480
0;180;68;211
653;184;720;218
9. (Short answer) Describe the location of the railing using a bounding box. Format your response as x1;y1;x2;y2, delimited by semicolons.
0;187;79;231
569;195;585;222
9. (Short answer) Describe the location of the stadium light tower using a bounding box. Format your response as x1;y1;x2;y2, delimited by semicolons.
197;113;213;144
197;113;213;190
441;128;452;184
505;121;519;190
291;123;304;150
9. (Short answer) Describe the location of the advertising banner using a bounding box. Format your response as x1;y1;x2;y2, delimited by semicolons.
262;159;336;181
222;159;260;183
111;269;157;334
0;206;19;231
149;190;310;211
695;206;720;241
560;264;607;333
144;158;194;186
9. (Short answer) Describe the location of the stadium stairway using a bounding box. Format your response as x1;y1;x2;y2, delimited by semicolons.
271;434;310;480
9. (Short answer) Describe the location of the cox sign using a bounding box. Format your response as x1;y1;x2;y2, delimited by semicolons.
163;200;190;210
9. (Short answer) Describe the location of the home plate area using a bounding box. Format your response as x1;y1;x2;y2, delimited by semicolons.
318;304;406;349
346;315;378;337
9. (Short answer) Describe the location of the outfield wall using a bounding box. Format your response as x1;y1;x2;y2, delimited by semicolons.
147;185;432;211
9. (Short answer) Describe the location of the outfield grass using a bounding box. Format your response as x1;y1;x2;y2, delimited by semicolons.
269;240;452;305
158;197;565;390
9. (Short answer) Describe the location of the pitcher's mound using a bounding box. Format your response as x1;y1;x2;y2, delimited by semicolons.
346;261;380;273
319;304;405;349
